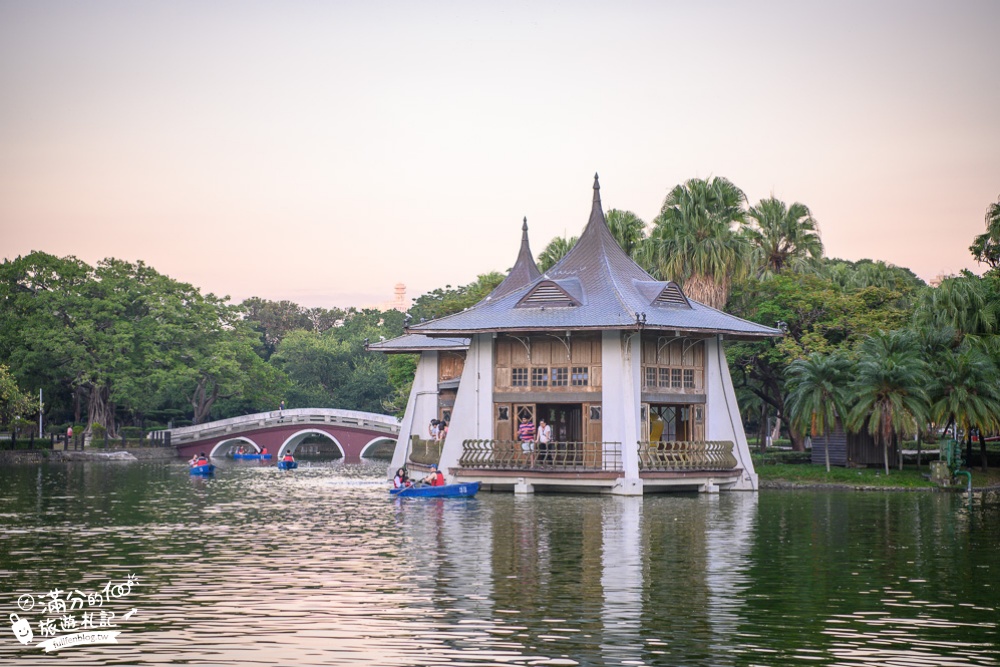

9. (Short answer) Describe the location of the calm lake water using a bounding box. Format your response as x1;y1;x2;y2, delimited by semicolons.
0;459;997;666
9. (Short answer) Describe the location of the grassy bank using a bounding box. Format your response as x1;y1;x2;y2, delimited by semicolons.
753;456;1000;490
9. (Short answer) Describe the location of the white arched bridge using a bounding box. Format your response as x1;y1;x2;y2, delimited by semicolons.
159;408;399;461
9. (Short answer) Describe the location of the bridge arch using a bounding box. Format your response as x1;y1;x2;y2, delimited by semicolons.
208;437;263;458
277;429;345;460
360;436;396;458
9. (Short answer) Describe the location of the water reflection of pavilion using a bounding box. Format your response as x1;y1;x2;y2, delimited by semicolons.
372;175;780;494
392;493;758;663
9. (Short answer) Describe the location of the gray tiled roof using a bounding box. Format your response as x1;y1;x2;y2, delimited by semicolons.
409;175;782;340
366;333;469;354
488;217;542;300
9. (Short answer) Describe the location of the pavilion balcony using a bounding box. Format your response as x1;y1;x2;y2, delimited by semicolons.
637;440;737;471
459;440;624;472
456;439;737;474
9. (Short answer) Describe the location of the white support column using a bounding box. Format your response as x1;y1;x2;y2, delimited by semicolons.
704;335;758;491
602;330;643;495
438;333;494;481
388;351;439;478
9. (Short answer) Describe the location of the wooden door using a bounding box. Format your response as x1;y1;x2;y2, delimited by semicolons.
494;403;513;441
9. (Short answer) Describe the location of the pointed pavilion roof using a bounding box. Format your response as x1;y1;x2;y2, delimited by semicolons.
408;175;781;340
488;217;543;300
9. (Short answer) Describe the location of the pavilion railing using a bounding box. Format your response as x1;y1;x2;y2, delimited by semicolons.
460;440;623;472
409;436;444;466
637;441;737;471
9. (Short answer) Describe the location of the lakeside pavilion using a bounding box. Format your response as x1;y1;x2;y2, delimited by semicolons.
371;175;781;495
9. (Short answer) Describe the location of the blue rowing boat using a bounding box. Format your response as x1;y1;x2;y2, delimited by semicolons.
390;481;480;498
277;460;298;470
232;453;272;460
189;464;215;476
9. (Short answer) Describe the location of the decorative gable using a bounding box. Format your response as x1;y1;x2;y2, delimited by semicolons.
515;280;580;308
652;282;691;308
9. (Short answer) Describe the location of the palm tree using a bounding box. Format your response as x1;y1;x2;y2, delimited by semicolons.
647;177;750;309
744;198;823;277
929;343;1000;471
914;325;958;467
914;272;999;343
537;235;578;272
785;353;851;472
605;209;647;261
970;195;1000;269
847;330;930;474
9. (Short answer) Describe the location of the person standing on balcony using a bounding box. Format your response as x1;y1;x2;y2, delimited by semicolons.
518;417;535;455
537;419;552;462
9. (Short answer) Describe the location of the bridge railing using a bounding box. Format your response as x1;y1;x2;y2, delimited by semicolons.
159;408;400;445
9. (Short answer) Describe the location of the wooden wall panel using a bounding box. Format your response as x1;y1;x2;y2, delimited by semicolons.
496;339;511;366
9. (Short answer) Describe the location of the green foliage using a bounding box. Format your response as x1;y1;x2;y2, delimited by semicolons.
0;364;35;427
384;354;418;415
604;209;647;259
270;308;405;414
969;194;1000;269
241;297;345;360
409;273;504;322
537;236;578;272
0;252;286;433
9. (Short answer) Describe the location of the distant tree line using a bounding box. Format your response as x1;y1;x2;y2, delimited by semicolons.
2;180;998;474
0;254;407;437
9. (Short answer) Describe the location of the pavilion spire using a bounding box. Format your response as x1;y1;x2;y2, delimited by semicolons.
487;216;542;300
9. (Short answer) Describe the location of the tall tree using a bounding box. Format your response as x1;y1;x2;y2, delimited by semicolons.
647;176;750;309
848;330;930;474
929;343;1000;472
970;194;1000;269
744;198;823;277
785;353;851;472
241;298;316;360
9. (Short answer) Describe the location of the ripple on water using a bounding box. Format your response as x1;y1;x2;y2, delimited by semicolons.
1;462;999;666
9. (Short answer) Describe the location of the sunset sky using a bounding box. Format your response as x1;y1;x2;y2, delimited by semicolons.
2;1;998;309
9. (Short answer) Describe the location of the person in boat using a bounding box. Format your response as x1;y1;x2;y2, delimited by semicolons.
191;452;209;467
393;467;411;489
261;447;268;456
282;451;295;463
423;465;445;487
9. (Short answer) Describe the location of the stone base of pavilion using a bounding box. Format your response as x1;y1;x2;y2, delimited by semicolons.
449;468;746;495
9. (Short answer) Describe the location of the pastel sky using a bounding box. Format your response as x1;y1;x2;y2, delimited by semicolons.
2;1;998;309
